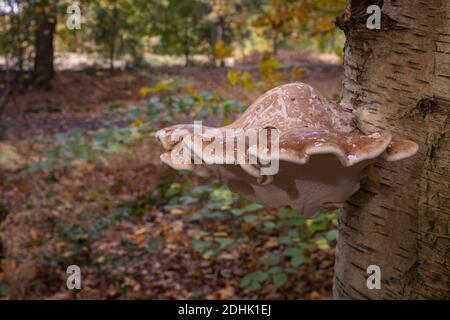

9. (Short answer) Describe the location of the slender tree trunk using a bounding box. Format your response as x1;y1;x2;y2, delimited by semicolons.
184;50;191;67
183;30;191;67
210;15;225;67
109;42;115;71
33;0;56;89
333;0;449;299
109;0;118;71
272;30;279;57
217;16;225;67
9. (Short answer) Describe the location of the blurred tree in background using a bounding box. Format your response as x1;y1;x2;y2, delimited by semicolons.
248;0;305;56
0;0;346;89
33;0;58;88
150;0;212;66
89;0;153;69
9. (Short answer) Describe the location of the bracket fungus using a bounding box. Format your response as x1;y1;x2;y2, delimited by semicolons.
156;83;418;217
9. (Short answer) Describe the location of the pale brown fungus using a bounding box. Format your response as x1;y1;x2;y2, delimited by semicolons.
156;83;418;217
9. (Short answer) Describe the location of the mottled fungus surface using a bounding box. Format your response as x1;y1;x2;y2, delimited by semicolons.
156;83;418;217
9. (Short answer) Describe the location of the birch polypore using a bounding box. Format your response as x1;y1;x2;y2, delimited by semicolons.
156;83;418;217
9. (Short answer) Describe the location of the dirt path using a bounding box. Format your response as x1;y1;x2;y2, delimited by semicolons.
1;63;342;139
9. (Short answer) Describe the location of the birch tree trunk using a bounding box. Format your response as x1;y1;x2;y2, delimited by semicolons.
334;0;450;299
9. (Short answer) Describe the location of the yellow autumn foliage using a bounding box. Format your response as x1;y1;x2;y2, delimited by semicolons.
227;70;254;90
290;67;306;80
214;41;233;60
139;86;151;98
259;53;281;80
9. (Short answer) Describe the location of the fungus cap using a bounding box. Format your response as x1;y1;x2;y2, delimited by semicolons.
156;83;418;217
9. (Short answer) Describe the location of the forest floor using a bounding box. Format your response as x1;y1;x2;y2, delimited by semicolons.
0;60;343;299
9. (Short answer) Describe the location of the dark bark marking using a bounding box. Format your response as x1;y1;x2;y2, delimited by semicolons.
413;97;440;117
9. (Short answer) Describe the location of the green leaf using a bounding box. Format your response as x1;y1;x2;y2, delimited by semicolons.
326;229;338;241
230;208;244;216
284;247;300;257
315;237;330;250
164;183;181;198
281;217;306;227
277;235;292;245
0;282;8;296
273;273;287;287
291;255;306;267
299;243;312;250
215;238;233;248
284;268;298;274
256;272;269;283
263;222;276;230
241;203;264;213
180;196;198;205
244;215;257;222
268;267;283;274
249;280;261;291
193;240;210;251
190;185;211;197
240;273;254;288
22;160;51;174
279;207;296;218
